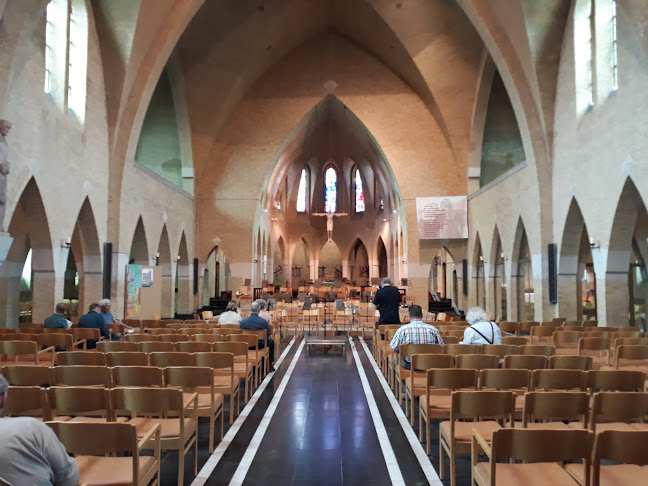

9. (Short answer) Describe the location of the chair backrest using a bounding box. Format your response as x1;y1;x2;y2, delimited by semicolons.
126;333;157;343
501;336;528;346
105;352;149;367
614;331;643;339
0;340;38;357
498;322;520;336
112;366;163;387
444;344;483;355
72;328;101;341
591;392;648;431
455;354;499;370
195;334;224;344
2;365;54;386
592;430;648;486
4;386;46;417
586;370;645;392
450;390;516;422
54;365;112;387
48;386;112;419
442;329;465;339
149;352;196;368
530;326;555;342
441;335;460;344
479;368;530;391
46;421;138;457
111;386;185;416
399;343;443;358
202;311;214;320
97;341;140;353
139;341;176;353
531;369;585;391
503;354;547;370
164;366;213;390
577;337;610;356
548;354;592;370
522;391;589;425
213;341;249;359
552;331;583;347
615;345;648;367
147;329;176;335
229;333;258;349
56;351;106;366
158;333;190;343
482;344;519;359
36;333;73;350
426;368;478;390
410;353;453;371
176;341;213;353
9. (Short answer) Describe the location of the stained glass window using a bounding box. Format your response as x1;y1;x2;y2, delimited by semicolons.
355;169;365;213
324;167;337;213
296;169;307;212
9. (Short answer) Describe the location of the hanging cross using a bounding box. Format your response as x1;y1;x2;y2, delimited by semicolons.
312;212;348;242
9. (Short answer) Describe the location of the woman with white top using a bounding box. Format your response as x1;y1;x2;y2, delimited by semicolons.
217;300;242;325
461;306;501;345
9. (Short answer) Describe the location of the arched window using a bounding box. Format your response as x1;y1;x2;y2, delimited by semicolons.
324;166;337;213
611;0;618;90
574;0;593;113
296;168;307;213
355;169;365;213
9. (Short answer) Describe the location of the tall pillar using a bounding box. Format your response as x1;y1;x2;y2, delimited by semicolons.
177;261;192;314
596;271;628;327
111;252;128;319
78;271;103;319
161;271;174;317
32;270;60;323
557;273;579;320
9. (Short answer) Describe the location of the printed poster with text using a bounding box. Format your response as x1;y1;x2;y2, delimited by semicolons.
125;264;142;317
415;196;468;240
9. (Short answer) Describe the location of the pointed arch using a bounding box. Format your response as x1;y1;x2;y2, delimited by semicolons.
511;217;533;321
490;226;506;320
157;225;174;317
128;217;149;265
176;231;191;315
70;197;102;317
319;240;342;281
377;236;388;279
473;233;486;309
348;238;369;285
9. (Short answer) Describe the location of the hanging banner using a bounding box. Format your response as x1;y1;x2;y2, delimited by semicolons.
125;264;142;317
415;196;468;239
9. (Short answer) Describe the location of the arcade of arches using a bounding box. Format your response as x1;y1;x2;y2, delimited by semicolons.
0;0;647;330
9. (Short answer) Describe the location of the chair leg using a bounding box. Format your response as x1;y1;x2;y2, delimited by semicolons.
439;431;445;479
419;410;424;442
426;416;431;455
209;415;215;453
220;409;224;440
193;436;198;475
229;394;234;424
178;448;184;485
411;395;416;426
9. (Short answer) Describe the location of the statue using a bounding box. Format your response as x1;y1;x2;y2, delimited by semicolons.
312;211;348;242
0;120;11;233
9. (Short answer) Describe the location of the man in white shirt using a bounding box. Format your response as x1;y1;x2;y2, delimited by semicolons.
461;306;502;345
0;376;79;486
218;300;242;325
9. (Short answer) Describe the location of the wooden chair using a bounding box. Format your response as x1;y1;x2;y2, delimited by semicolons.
47;386;118;423
419;368;478;454
531;369;585;391
2;365;54;386
158;333;191;343
479;368;530;415
202;311;214;320
471;428;592;486
214;341;254;402
97;341;139;353
0;340;54;366
148;352;195;368
586;370;645;393
4;385;49;419
501;336;528;346
499;322;520;336
589;430;648;486
440;390;515;486
126;333;158;343
176;341;213;353
553;331;583;355
46;421;161;486
590;392;648;434
442;336;460;344
482;344;519;360
164;366;224;452
72;328;101;348
56;351;106;366
36;333;75;355
519;344;556;357
503;354;547;370
111;366;163;388
521;391;589;430
403;353;454;425
455;354;499;370
577;337;611;369
549;354;592;370
146;329;176;336
105;352;149;367
54;365;112;387
111;387;198;485
393;343;443;404
139;341;175;353
530;326;555;343
195;352;240;425
606;344;648;372
444;344;483;356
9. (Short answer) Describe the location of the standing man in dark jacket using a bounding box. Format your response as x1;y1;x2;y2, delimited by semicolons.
373;278;401;325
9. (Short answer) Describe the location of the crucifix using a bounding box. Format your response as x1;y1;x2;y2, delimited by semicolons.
312;212;348;242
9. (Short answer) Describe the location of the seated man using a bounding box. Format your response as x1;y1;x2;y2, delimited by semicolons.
218;300;242;325
390;305;444;370
78;303;116;348
255;299;272;326
44;302;71;329
461;306;501;345
98;298;132;334
240;300;275;372
0;375;79;486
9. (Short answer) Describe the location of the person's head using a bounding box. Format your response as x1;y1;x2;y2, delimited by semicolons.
250;301;261;314
88;303;100;313
465;307;488;325
381;278;391;287
225;300;239;312
408;304;423;320
0;120;11;136
55;302;69;315
255;299;267;311
98;298;111;313
0;375;9;417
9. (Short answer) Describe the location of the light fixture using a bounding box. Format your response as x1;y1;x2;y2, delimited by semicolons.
382;218;388;222
61;237;71;249
392;209;397;214
500;252;507;261
589;237;600;249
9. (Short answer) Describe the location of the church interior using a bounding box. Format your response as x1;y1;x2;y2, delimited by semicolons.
1;1;648;485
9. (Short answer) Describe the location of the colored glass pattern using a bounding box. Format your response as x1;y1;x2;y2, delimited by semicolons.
325;167;337;213
355;169;365;212
297;169;307;212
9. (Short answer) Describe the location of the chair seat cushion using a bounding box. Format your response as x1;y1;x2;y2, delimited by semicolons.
475;462;579;485
130;417;195;439
440;420;501;442
76;455;156;486
565;463;648;486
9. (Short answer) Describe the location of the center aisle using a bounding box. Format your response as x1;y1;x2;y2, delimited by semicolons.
240;339;391;485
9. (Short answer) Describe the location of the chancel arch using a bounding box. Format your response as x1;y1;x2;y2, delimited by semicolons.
348;238;369;286
176;231;191;314
201;245;229;308
490;227;506;321
128;216;149;266
318;240;342;282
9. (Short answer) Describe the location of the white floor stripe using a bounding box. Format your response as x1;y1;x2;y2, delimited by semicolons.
348;336;406;486
191;337;297;486
228;337;307;486
357;337;443;486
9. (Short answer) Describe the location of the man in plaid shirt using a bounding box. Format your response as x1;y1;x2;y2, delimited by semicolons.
390;305;444;370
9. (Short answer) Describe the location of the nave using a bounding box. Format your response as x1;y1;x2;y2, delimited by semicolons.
191;336;440;486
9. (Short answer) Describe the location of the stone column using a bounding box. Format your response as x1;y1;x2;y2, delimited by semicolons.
31;269;59;323
176;260;192;314
596;271;629;327
111;252;129;319
78;271;103;318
